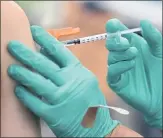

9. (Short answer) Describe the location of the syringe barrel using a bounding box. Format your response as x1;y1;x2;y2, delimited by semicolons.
79;33;108;44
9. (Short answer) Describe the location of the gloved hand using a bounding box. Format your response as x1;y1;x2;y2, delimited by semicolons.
7;26;119;137
106;19;162;129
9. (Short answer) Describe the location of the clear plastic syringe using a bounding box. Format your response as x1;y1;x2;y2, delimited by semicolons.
62;27;142;46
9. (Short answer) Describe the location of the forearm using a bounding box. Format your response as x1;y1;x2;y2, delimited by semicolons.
1;1;41;136
106;125;143;137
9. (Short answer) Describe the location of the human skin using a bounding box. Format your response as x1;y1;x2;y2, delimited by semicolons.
1;1;41;137
1;1;143;137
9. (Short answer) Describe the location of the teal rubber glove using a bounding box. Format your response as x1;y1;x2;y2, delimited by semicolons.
7;26;119;137
105;19;162;129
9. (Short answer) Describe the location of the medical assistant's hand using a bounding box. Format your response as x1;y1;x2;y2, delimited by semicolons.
7;26;119;137
106;19;162;129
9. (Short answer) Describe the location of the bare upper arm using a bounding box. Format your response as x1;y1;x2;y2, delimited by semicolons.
1;1;41;137
1;1;35;52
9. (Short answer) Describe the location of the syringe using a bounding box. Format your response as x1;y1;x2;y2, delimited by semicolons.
62;27;142;46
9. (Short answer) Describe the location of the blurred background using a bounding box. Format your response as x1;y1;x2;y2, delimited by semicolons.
16;1;162;137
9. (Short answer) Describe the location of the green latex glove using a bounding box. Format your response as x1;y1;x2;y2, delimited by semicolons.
7;26;119;137
106;19;162;129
